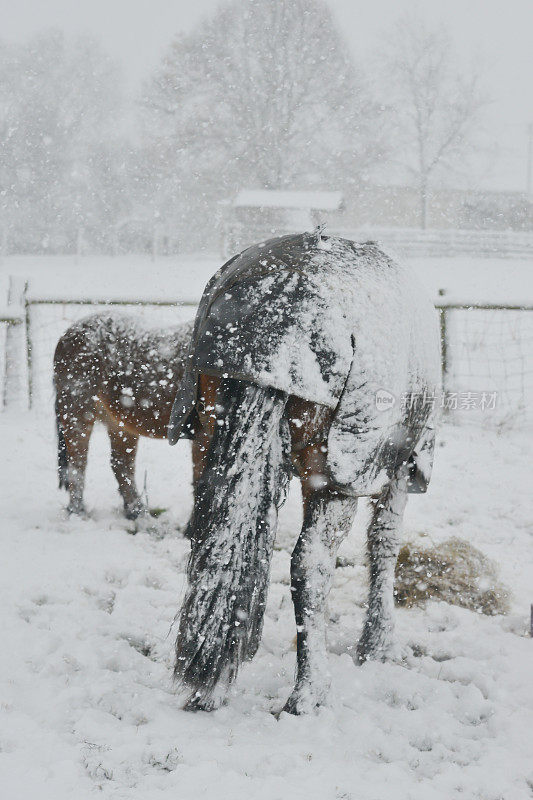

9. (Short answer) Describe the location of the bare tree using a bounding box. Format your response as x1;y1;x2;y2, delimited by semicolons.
0;31;124;251
141;0;385;242
381;14;489;228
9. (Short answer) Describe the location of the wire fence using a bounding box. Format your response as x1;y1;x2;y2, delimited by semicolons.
0;321;7;403
440;305;533;426
2;282;532;428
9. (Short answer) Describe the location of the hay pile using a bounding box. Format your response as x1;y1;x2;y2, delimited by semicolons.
394;536;510;615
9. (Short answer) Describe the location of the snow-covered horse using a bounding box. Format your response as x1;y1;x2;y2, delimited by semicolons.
54;313;193;518
168;231;441;714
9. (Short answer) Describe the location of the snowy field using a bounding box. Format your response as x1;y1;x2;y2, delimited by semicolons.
2;0;532;793
1;412;532;800
3;252;533;305
1;252;533;799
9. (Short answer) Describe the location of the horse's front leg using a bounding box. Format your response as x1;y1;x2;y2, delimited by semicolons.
356;472;408;664
284;484;358;715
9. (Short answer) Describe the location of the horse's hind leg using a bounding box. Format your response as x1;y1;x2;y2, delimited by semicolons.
284;486;358;715
62;414;94;516
356;472;408;665
107;426;145;520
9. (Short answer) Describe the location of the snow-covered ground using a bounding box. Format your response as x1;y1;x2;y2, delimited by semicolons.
1;410;532;800
1;251;532;797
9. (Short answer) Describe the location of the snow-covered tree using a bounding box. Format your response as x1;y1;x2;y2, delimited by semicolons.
381;14;489;228
0;31;125;251
141;0;384;245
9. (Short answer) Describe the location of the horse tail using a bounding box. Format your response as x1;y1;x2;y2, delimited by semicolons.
55;393;69;490
175;377;291;710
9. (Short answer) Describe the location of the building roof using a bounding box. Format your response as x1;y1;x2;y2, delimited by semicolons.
232;190;343;211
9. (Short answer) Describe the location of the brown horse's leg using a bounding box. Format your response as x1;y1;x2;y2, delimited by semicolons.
183;376;220;537
107;426;145;520
54;333;97;515
181;437;208;538
61;414;95;516
283;445;358;715
191;429;211;502
190;374;221;494
356;472;408;664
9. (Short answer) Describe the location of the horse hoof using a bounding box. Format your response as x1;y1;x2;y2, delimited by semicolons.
182;691;223;713
124;502;147;521
66;504;88;518
281;698;302;716
281;687;328;715
355;639;397;665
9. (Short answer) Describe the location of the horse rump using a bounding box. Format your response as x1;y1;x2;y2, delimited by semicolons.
175;377;291;711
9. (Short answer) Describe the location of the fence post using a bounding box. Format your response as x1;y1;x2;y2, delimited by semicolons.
2;276;27;409
438;289;449;410
25;287;33;410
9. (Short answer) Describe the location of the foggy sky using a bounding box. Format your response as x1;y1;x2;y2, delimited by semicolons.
2;0;532;192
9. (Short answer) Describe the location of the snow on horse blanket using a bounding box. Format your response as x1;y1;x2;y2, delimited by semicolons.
169;232;441;496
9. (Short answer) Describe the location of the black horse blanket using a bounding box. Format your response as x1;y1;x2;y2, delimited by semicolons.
169;232;441;496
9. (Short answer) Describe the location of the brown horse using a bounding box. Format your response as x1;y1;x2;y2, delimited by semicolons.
54;312;194;519
168;232;441;714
